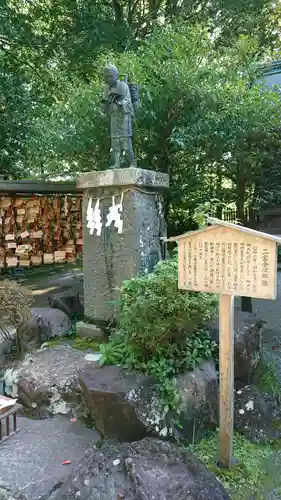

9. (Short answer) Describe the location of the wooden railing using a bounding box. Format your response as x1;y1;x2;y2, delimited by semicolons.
221;208;260;229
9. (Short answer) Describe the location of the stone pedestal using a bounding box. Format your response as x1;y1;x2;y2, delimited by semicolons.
77;168;169;325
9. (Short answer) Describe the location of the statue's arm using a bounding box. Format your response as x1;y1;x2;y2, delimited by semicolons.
101;85;109;115
101;100;109;115
116;83;133;114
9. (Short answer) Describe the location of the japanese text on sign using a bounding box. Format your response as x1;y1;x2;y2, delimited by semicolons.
179;227;276;299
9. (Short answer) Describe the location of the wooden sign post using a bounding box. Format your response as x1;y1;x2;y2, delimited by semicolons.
169;217;281;469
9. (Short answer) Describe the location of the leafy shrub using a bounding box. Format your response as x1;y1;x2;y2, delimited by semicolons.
108;254;218;360
100;254;217;415
100;329;217;409
0;280;33;353
0;280;32;329
100;329;216;374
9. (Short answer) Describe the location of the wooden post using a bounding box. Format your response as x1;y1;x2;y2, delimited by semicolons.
6;415;10;437
219;294;234;469
170;217;281;471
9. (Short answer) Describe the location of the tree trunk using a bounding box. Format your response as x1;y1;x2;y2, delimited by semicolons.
236;165;252;313
216;164;223;218
241;296;252;313
111;0;124;24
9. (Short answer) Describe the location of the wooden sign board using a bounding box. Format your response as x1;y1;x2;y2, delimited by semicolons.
6;257;18;268
54;251;66;263
30;230;43;239
20;231;30;239
0;198;11;209
43;253;54;264
6;242;17;250
30;256;42;266
26;199;40;208
5;234;15;242
19;259;30;267
14;198;25;208
177;225;277;300
170;217;281;470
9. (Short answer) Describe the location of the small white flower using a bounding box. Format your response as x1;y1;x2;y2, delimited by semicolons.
113;459;120;467
239;409;245;415
237;390;242;395
245;400;254;411
222;152;232;160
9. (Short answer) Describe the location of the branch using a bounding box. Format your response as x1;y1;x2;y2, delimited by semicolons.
128;0;140;25
111;0;124;23
0;41;46;82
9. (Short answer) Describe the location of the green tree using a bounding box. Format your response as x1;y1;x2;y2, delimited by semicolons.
2;0;281;220
29;25;281;233
1;0;281;79
0;67;37;178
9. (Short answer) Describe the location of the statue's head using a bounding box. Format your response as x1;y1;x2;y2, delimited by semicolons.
104;64;118;87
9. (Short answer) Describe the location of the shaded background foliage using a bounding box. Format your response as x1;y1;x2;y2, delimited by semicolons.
1;0;281;234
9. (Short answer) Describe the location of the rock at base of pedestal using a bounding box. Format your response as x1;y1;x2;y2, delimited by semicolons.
48;437;230;500
78;360;218;443
76;321;104;341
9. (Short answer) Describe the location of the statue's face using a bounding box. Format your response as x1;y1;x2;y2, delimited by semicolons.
104;69;117;87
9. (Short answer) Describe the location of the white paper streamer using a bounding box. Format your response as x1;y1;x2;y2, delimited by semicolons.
87;198;102;236
105;193;124;234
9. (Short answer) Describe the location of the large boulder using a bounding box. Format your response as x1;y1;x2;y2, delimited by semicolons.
206;310;263;383
49;438;230;500
234;384;281;443
175;360;218;441
79;360;218;442
17;308;72;351
3;345;97;418
48;291;84;320
79;365;150;441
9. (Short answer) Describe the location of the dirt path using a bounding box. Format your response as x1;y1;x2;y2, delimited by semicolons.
1;263;83;308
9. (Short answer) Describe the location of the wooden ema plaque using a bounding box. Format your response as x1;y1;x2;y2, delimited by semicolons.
170;217;281;470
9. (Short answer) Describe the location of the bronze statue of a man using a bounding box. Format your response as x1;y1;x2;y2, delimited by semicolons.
102;64;135;169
